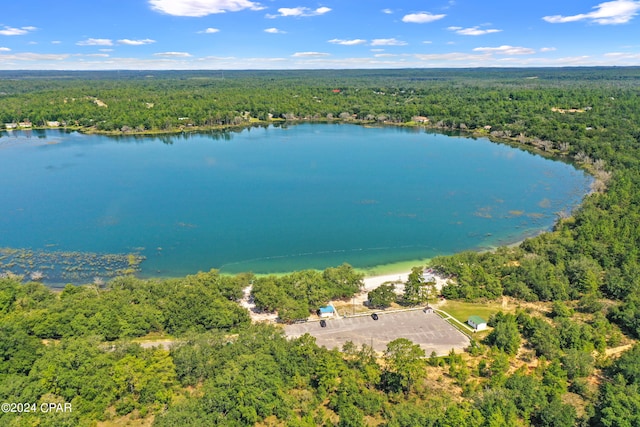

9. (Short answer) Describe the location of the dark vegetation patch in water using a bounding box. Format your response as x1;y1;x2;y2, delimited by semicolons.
0;247;144;287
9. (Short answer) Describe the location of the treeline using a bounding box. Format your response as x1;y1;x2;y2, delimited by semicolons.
1;68;639;138
251;263;363;322
0;270;250;341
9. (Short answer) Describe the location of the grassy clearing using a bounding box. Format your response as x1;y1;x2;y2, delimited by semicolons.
130;331;174;343
439;299;511;325
97;412;155;427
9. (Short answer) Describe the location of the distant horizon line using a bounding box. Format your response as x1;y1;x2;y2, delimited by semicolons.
1;65;639;72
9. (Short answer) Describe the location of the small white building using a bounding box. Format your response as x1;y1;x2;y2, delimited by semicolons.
318;305;335;318
467;315;488;332
4;123;17;130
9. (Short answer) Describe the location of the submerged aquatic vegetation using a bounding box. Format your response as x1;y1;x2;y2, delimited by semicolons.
0;247;145;285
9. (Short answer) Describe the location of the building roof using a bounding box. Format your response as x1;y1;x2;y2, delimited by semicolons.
467;315;487;325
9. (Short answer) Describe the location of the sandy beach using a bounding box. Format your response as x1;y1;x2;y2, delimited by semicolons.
355;269;449;306
361;272;410;291
241;269;451;322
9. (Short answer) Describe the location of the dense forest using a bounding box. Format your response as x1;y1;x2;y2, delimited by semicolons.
2;68;640;426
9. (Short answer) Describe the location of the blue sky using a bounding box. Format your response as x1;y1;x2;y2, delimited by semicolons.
1;0;639;69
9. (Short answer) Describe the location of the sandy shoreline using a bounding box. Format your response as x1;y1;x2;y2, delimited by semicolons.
362;272;410;291
355;270;449;306
241;269;451;323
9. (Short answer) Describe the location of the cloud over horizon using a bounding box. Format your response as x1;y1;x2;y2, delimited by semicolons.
448;26;502;36
473;45;537;55
0;52;70;61
267;6;331;18
402;12;446;23
328;38;367;45
149;0;264;17
154;51;192;57
0;26;37;36
76;38;113;46
1;0;639;70
543;0;640;25
292;51;330;57
118;39;156;45
371;38;407;46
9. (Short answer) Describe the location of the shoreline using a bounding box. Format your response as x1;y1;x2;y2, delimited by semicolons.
2;121;589;288
1;234;532;289
362;272;411;291
0;119;574;164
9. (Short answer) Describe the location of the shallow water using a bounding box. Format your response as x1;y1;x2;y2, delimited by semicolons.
0;124;591;284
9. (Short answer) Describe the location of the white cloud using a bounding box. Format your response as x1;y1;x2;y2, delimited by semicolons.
0;26;37;36
99;48;114;52
149;0;264;17
77;38;113;46
448;26;502;36
198;55;237;60
382;8;393;14
414;52;490;61
154;51;192;57
604;51;640;58
540;47;557;52
549;56;593;64
292;51;330;57
199;28;221;33
371;38;407;46
85;53;110;57
473;45;536;55
264;27;286;34
0;52;69;61
118;38;156;45
3;50;639;71
197;56;237;61
402;12;446;23
238;57;288;62
0;47;10;51
267;6;331;18
51;40;62;44
328;38;367;45
543;0;640;25
423;40;433;44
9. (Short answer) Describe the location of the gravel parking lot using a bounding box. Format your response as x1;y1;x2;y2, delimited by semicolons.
284;309;470;356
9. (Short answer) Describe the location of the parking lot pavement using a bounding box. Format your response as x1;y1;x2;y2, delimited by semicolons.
284;310;470;356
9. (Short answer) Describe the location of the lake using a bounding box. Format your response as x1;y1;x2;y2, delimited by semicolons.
0;124;591;285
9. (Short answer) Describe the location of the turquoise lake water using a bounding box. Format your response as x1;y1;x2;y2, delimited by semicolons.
0;124;591;284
